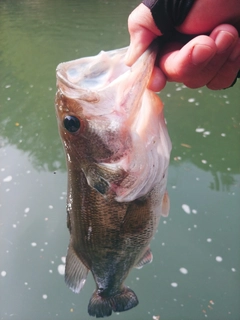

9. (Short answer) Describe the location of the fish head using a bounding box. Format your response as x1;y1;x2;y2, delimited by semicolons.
55;42;171;201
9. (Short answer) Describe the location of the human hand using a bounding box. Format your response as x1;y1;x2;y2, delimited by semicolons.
126;3;240;91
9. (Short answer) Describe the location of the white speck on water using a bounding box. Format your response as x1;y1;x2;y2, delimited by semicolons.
176;87;182;91
195;128;205;133
192;209;197;214
182;204;191;214
24;208;30;213
40;249;44;252
48;205;53;209
44;242;48;246
203;131;211;136
166;93;171;97
1;168;5;172
171;282;178;288
24;282;28;286
7;97;11;101
225;101;230;104
188;228;191;231
3;176;12;182
163;220;167;224
216;256;223;262
31;242;37;247
12;224;17;228
42;294;48;300
202;159;207;164
207;238;212;243
57;264;65;276
5;85;11;88
172;185;176;189
26;170;31;174
1;271;7;277
162;242;165;246
221;133;226;137
179;268;188;275
61;256;66;264
188;98;195;103
231;268;236;272
196;177;200;180
227;168;231;171
193;224;197;228
49;270;53;273
136;277;140;281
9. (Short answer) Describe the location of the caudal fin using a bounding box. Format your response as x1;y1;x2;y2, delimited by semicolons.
88;286;138;318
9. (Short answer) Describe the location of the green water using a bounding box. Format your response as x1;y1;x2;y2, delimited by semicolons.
0;1;239;319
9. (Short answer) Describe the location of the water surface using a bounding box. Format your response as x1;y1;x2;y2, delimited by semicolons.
0;1;240;320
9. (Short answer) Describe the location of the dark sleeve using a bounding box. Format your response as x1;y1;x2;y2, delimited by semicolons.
142;0;196;34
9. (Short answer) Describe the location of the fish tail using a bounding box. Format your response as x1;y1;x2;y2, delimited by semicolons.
88;286;138;318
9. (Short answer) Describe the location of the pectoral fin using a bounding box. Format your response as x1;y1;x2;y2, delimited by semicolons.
161;191;170;217
135;247;153;269
65;243;89;293
83;164;127;197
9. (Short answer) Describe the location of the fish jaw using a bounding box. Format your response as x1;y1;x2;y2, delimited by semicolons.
56;43;157;119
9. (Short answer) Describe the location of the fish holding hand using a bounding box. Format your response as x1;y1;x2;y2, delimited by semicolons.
55;41;172;318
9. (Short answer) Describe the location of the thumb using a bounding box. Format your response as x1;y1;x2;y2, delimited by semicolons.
125;3;162;66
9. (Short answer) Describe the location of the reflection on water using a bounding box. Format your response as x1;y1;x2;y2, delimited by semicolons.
0;0;240;319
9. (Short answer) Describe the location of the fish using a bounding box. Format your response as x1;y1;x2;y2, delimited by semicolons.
55;42;172;318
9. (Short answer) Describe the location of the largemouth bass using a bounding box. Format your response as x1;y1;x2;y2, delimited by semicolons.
55;43;172;318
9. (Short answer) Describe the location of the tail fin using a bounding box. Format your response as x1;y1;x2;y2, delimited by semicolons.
88;286;138;318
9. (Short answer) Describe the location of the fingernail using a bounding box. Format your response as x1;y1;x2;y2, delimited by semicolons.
191;44;215;65
215;31;235;53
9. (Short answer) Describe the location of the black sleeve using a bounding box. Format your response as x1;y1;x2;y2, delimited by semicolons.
142;0;196;34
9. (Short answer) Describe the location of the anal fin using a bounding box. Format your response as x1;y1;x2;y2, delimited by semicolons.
135;247;153;269
65;242;89;293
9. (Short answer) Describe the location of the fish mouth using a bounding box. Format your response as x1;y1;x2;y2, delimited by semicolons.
56;47;129;95
56;43;157;107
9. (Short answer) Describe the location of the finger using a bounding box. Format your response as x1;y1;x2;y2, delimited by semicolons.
207;38;240;89
205;24;239;89
159;36;217;87
147;66;167;92
125;4;161;66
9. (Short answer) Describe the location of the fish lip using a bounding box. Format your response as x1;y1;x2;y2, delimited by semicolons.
56;66;81;90
56;67;100;103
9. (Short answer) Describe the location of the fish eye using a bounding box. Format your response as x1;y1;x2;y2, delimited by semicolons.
63;115;81;133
